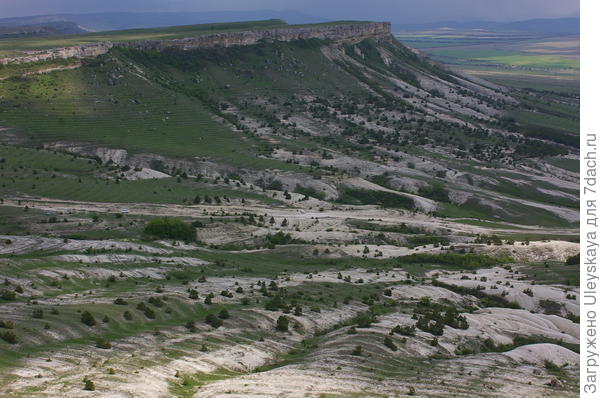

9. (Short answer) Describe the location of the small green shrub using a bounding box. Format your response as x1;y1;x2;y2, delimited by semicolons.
276;316;289;332
205;313;223;329
95;338;112;349
83;379;95;391
81;311;96;326
0;330;18;344
384;336;398;351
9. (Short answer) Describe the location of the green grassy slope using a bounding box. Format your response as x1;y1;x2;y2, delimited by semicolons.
0;145;278;205
0;56;301;170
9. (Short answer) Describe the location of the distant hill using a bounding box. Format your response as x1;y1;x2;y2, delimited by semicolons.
0;10;327;33
394;17;579;34
0;20;87;38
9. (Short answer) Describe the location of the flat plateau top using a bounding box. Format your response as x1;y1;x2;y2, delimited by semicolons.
0;19;374;57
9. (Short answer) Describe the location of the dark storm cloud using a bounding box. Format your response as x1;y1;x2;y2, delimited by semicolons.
0;0;580;22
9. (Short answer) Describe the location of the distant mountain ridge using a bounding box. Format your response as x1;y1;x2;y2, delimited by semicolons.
394;17;579;34
0;12;578;37
0;21;87;39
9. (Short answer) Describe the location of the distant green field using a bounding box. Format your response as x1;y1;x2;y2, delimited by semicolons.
427;47;579;70
479;54;579;69
426;48;517;60
396;29;580;93
466;67;579;93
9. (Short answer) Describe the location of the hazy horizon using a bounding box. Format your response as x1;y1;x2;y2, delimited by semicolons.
0;0;580;24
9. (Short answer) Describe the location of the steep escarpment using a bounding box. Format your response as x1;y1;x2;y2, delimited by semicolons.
0;20;578;227
0;22;390;64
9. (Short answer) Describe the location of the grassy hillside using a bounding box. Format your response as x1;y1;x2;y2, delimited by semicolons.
0;145;278;205
0;56;304;170
0;21;580;228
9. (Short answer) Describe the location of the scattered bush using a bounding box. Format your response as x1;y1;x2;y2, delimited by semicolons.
391;324;416;336
351;345;363;356
0;289;16;301
0;320;15;329
565;254;580;265
136;302;156;319
95;338;112;349
544;360;560;371
383;336;398;351
185;320;197;332
205;313;223;329
354;311;377;328
81;311;96;326
218;309;230;319
276;316;289;332
83;379;95;391
0;330;18;344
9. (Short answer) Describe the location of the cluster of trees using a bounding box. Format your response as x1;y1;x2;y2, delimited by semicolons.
413;297;468;336
143;217;196;241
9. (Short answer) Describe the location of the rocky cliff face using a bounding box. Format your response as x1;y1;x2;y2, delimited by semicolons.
0;22;390;65
0;42;113;65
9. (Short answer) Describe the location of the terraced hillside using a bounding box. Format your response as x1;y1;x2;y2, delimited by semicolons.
0;19;580;397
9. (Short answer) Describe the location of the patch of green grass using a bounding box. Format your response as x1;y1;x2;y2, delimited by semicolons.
450;218;524;229
0;296;213;364
512;110;579;135
337;188;415;210
496;232;578;242
0;145;279;205
468;68;579;93
436;199;573;228
0;61;300;170
428;48;517;60
395;253;511;269
518;262;579;286
478;54;578;69
545;157;579;173
169;369;238;398
481;178;577;209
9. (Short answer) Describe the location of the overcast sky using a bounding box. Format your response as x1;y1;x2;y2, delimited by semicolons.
0;0;580;23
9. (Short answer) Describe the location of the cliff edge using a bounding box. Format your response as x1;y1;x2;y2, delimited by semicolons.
0;22;391;65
